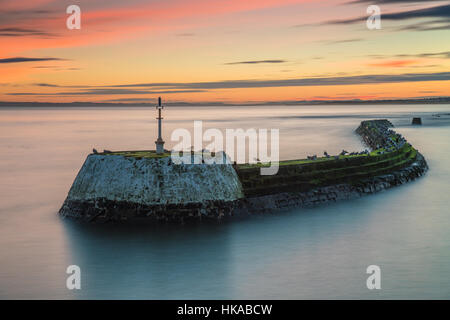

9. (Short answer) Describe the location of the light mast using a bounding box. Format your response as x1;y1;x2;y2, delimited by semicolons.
155;97;165;154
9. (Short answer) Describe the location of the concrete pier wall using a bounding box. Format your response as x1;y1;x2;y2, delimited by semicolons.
59;155;244;221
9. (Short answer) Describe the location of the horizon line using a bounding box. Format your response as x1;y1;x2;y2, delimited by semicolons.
1;96;449;107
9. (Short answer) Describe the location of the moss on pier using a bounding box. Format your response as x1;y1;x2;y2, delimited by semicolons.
98;150;171;159
236;120;421;197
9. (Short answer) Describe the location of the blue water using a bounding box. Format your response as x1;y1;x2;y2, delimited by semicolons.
0;105;449;299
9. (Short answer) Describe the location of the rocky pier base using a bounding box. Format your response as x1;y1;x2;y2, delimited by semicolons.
59;198;240;223
236;153;427;214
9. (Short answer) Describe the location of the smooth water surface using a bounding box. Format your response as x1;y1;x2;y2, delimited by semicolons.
0;104;449;299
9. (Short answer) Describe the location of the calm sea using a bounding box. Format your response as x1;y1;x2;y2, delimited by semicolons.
0;104;449;299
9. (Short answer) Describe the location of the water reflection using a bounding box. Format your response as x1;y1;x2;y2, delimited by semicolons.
62;220;234;299
61;194;382;299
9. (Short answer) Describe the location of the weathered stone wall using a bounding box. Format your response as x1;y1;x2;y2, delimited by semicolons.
236;120;420;198
59;154;244;222
236;119;428;214
236;153;427;214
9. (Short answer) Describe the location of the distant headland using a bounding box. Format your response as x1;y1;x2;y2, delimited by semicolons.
1;96;450;108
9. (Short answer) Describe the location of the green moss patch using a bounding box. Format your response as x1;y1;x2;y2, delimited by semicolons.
98;150;172;159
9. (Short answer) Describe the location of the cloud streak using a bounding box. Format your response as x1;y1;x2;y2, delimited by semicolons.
27;72;450;92
109;72;450;89
322;38;363;45
350;0;448;4
225;60;287;65
7;89;206;96
324;4;450;25
368;60;421;67
0;57;65;64
0;27;56;37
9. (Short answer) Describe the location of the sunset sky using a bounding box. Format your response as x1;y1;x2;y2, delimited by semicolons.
0;0;449;103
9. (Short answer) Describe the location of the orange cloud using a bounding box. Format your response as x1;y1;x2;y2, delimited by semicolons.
0;0;317;59
368;60;422;68
0;0;55;11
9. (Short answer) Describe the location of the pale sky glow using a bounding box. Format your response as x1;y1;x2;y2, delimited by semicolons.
0;0;449;103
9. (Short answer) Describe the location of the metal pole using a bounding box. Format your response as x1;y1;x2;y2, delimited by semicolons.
155;97;165;154
158;108;162;139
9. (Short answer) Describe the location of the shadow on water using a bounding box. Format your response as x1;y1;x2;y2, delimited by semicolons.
60;195;386;299
61;219;236;299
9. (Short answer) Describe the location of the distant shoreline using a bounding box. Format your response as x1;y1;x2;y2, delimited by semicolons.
0;97;449;108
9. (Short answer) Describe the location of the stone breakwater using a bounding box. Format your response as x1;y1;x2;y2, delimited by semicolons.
59;120;428;222
235;152;427;214
235;119;427;214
